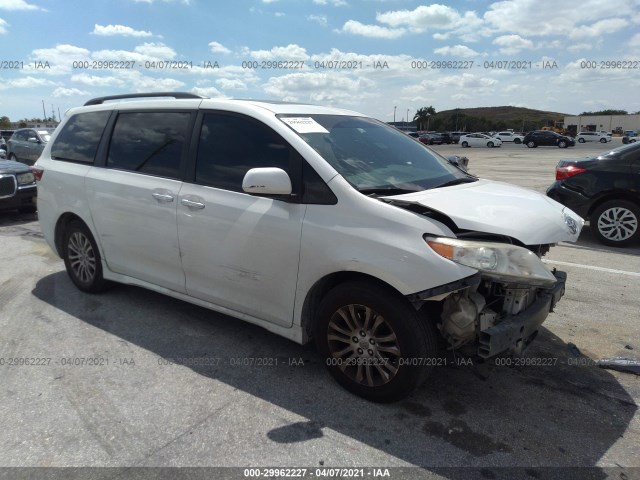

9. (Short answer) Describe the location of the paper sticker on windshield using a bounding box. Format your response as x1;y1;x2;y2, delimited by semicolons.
280;117;328;134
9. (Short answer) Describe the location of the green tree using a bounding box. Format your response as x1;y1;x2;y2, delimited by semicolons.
413;106;436;131
0;116;10;128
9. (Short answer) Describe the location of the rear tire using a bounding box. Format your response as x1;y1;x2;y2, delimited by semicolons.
600;138;607;143
578;138;586;143
487;142;494;148
592;200;640;247
314;281;438;402
558;140;567;148
461;141;468;148
62;220;109;293
514;138;522;144
527;141;536;148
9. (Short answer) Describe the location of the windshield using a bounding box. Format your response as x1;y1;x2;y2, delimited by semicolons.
38;130;53;142
279;114;472;193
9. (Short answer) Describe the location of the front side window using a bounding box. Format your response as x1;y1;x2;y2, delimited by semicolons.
107;112;191;179
51;111;110;164
195;113;293;192
279;114;472;194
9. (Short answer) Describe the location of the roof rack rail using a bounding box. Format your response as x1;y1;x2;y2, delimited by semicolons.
84;92;205;106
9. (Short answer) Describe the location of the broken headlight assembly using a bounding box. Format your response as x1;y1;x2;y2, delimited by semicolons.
425;236;557;287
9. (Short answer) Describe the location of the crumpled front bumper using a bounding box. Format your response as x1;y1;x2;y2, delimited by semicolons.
477;270;567;358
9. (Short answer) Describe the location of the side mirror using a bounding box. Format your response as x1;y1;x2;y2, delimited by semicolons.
447;155;469;173
27;137;40;143
242;167;292;195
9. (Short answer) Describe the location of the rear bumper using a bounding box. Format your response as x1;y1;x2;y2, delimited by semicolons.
546;182;590;219
477;270;567;358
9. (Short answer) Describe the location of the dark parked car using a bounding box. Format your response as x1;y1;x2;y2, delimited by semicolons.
418;133;443;145
433;132;453;144
449;132;466;144
0;159;37;213
7;128;54;165
547;142;640;246
523;130;575;149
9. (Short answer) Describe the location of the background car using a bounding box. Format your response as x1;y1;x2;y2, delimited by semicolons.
459;133;502;148
547;142;640;246
523;130;575;148
430;132;452;144
623;135;638;144
7;128;54;166
576;132;611;143
418;133;443;145
493;131;524;144
448;132;466;144
0;158;37;213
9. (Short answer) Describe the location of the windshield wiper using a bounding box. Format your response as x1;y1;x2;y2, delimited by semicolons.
359;187;421;197
432;177;477;189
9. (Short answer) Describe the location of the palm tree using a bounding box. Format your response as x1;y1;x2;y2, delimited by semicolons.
413;106;436;131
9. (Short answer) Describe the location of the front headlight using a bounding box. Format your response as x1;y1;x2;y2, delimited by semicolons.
425;236;557;287
16;172;35;185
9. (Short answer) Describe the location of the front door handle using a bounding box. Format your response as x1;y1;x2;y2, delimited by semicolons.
152;192;174;203
181;198;205;210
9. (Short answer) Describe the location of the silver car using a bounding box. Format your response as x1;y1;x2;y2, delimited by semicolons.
7;128;54;165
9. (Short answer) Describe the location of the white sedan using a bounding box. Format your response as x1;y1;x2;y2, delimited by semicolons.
576;132;611;143
493;131;524;144
460;133;502;148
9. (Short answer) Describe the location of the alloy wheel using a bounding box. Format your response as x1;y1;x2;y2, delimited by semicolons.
327;304;401;387
597;207;638;242
67;231;97;284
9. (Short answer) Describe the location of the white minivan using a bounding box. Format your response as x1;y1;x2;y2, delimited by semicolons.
35;93;584;402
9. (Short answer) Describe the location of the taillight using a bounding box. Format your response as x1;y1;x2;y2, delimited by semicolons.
556;165;586;180
31;166;44;182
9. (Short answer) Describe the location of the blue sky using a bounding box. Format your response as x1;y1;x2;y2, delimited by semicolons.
1;0;639;122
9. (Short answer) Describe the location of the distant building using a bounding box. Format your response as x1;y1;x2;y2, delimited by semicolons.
388;121;417;132
563;114;640;135
7;121;59;129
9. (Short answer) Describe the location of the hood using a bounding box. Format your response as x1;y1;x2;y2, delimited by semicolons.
0;160;31;175
383;179;584;245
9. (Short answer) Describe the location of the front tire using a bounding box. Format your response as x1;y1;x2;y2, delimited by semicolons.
527;141;536;148
314;281;438;402
487;142;494;148
558;140;567;148
592;200;640;247
461;141;469;148
514;138;522;144
600;138;607;143
62;220;109;293
578;138;586;143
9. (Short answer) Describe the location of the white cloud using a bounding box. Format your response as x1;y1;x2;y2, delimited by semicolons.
208;41;231;54
0;76;56;90
313;0;347;5
28;44;90;75
70;73;125;87
132;0;189;4
0;0;42;10
113;70;185;91
91;42;176;62
249;44;309;60
190;86;226;97
433;45;479;58
307;14;327;26
263;72;374;104
216;78;247;90
377;4;464;30
340;20;405;39
568;18;629;39
0;17;7;33
52;87;89;97
92;24;153;37
492;35;533;55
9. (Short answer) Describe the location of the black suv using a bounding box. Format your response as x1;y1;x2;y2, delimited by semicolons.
0;159;37;213
547;142;640;246
523;130;575;149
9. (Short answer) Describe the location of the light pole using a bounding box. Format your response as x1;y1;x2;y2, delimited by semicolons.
407;109;410;130
394;106;396;124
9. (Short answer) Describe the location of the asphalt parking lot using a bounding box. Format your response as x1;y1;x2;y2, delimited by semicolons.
1;139;639;480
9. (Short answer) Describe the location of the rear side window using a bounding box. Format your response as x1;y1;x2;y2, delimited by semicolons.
195;113;293;192
51;111;110;164
107;112;191;179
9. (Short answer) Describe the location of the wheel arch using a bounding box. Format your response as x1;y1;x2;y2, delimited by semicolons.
300;271;408;340
586;192;640;219
54;212;96;257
